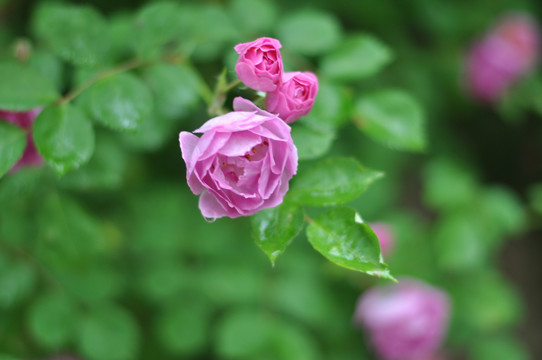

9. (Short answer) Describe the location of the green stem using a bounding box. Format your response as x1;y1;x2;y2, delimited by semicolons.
57;58;148;105
224;78;242;92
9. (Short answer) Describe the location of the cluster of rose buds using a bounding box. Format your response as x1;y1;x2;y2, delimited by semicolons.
0;108;43;173
180;37;317;219
354;278;451;360
234;37;319;123
466;13;540;102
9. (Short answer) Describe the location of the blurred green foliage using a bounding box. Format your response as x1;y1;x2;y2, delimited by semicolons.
0;0;541;359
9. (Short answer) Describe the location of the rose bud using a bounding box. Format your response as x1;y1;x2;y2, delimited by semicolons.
234;37;284;92
354;278;451;360
370;222;395;256
0;108;43;172
466;13;540;102
265;71;318;123
179;97;298;219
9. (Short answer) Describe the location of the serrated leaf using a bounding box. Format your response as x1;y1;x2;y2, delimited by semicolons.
32;3;108;65
77;305;140;360
33;104;95;175
28;291;77;349
321;34;392;81
0;122;26;177
251;201;304;264
0;63;58;111
84;73;152;131
355;90;426;152
290;157;383;206
277;10;342;56
306;207;393;279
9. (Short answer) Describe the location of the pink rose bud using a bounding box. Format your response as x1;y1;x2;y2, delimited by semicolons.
370;222;395;256
0;108;43;172
466;13;540;102
354;278;451;360
234;37;284;92
179;97;298;219
265;71;318;123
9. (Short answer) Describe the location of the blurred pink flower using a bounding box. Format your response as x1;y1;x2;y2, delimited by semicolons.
466;13;540;102
179;97;297;219
354;278;450;360
234;37;284;92
265;71;319;123
370;222;395;256
0;108;43;172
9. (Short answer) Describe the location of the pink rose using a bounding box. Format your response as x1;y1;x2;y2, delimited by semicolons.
370;222;395;256
354;278;450;360
234;37;283;92
466;13;540;102
0;108;43;172
265;71;318;123
179;97;298;219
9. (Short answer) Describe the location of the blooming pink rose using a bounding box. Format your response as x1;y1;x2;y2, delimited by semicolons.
265;71;318;123
354;278;450;360
234;37;283;92
0;108;43;172
370;222;395;256
466;13;540;102
179;97;298;219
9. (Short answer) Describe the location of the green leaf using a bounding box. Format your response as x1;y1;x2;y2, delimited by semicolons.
143;64;202;120
0;122;26;178
32;3;108;65
278;10;342;56
28;291;77;349
321;34;393;81
33;104;95;175
0;260;36;307
132;2;183;59
251;201;304;264
306;207;393;279
0;63;58;111
472;335;529;360
229;0;278;33
424;158;478;211
83;73;152;131
355;90;426;152
292;124;336;161
290;157;383;206
156;297;212;356
28;51;64;90
77;305;140;360
299;81;352;130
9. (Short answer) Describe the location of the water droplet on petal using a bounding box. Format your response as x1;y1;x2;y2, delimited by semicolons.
204;217;216;223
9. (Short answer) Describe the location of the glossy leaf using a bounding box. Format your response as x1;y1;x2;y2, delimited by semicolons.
306;207;393;279
321;34;393;81
0;122;26;178
277;10;342;56
84;73;152;131
28;291;77;349
0;63;58;111
33;104;95;175
251;201;304;264
355;90;426;152
77;305;140;360
32;3;108;65
290;157;383;206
